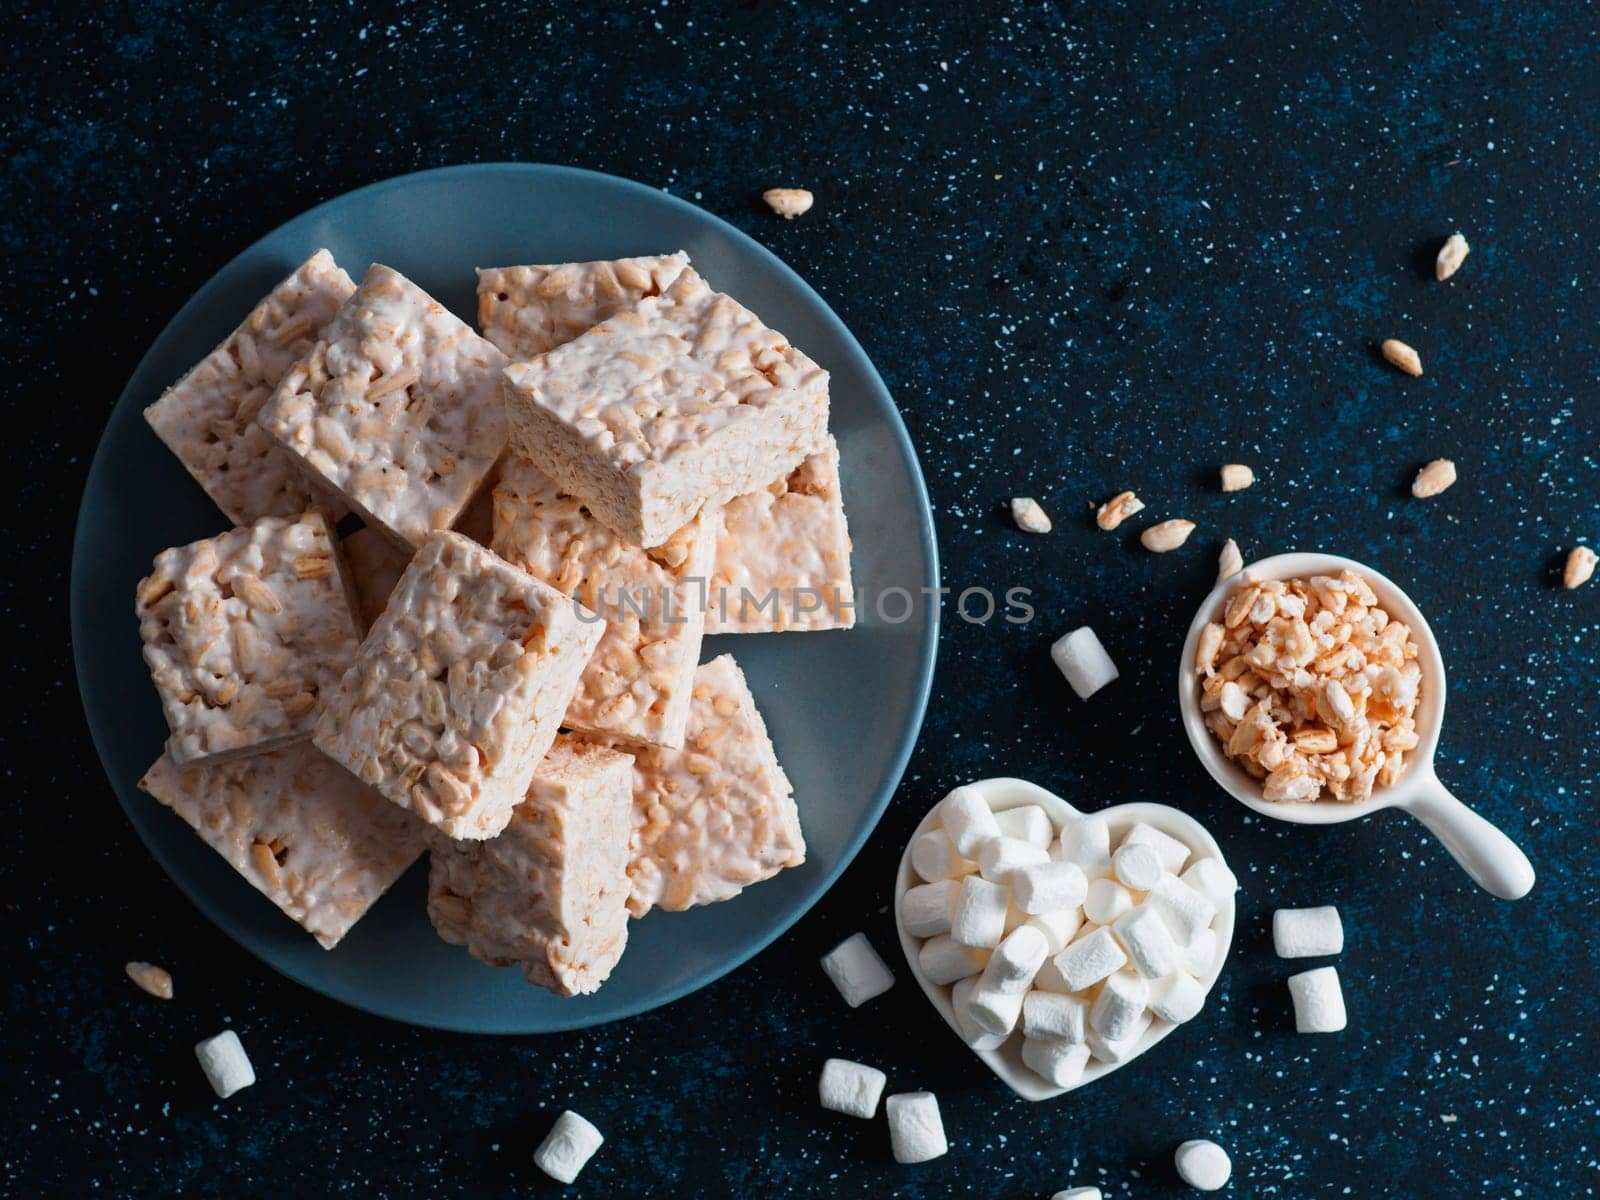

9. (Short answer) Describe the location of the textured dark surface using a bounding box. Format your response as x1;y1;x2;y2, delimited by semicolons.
5;2;1597;1197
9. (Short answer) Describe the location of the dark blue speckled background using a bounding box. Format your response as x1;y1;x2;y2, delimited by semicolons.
6;3;1597;1196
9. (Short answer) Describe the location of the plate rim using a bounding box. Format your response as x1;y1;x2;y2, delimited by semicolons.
69;161;941;1034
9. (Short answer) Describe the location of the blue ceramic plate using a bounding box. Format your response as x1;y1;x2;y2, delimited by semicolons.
71;164;938;1033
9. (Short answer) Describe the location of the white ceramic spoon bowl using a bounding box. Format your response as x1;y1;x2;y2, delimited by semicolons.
893;777;1236;1102
1178;551;1535;900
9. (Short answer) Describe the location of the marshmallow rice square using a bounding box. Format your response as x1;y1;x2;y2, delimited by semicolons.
135;510;365;765
491;453;716;749
705;434;855;633
259;264;509;549
144;249;357;525
476;252;690;359
427;737;635;996
579;653;804;915
501;268;830;547
139;741;426;948
312;531;604;841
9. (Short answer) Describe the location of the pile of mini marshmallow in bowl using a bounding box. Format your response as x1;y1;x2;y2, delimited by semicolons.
906;785;1237;1089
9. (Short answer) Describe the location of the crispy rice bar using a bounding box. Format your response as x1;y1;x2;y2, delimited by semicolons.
135;511;364;765
312;531;604;841
491;453;716;749
139;741;426;948
501;268;830;547
476;252;690;359
706;435;855;633
259;264;509;549
427;737;635;995
339;527;413;630
144;249;356;524
581;654;804;916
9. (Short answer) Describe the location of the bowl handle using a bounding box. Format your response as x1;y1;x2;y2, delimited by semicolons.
1400;772;1536;900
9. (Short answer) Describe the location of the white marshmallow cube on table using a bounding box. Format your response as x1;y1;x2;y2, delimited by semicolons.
818;1058;887;1119
820;932;896;1008
1287;965;1347;1033
1273;905;1344;958
1051;626;1120;699
1174;1138;1233;1190
1020;1036;1092;1088
194;1030;255;1099
534;1110;604;1184
886;1091;948;1164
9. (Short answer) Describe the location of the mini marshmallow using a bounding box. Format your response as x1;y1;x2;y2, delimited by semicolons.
938;785;1001;857
819;1057;887;1119
1112;842;1163;892
918;935;990;985
1182;927;1220;978
1273;905;1345;958
1147;874;1218;945
951;976;1006;1049
1122;822;1191;874
1288;965;1347;1033
978;836;1051;883
911;829;974;882
1058;813;1112;877
1012;860;1089;916
952;876;1010;948
900;880;960;938
1086;1010;1151;1063
994;804;1054;848
1033;957;1072;994
1174;1139;1232;1191
1053;927;1127;992
1181;857;1239;908
1022;990;1089;1043
1021;1036;1092;1088
980;925;1050;995
886;1091;948;1164
1026;906;1084;955
1089;971;1149;1042
534;1110;604;1184
1051;1189;1103;1200
963;981;1025;1037
820;932;896;1007
1051;626;1119;699
194;1030;255;1099
1083;878;1135;924
1113;904;1183;980
1003;899;1031;935
1149;971;1207;1024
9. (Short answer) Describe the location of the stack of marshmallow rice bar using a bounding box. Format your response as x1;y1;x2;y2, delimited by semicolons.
134;248;854;996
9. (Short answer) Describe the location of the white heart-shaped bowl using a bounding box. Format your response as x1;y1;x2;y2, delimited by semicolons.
893;777;1237;1102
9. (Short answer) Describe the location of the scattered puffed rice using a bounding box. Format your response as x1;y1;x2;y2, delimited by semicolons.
1220;464;1254;492
1287;965;1347;1032
194;1030;255;1099
763;187;814;219
1096;490;1145;530
1217;538;1243;583
1175;1138;1233;1190
820;932;895;1007
1435;232;1470;281
125;961;173;1000
535;1111;604;1184
886;1091;948;1164
1141;519;1195;552
819;1058;887;1119
1197;569;1422;804
1563;545;1596;590
1010;496;1053;533
1381;338;1423;376
1411;458;1457;498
